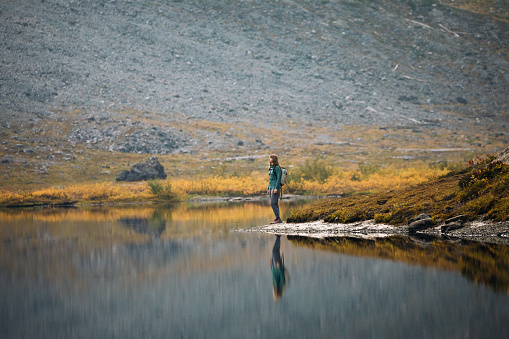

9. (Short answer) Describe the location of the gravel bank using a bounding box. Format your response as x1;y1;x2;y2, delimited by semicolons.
246;219;509;245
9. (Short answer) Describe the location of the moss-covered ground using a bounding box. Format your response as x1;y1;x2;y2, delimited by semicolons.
287;154;509;224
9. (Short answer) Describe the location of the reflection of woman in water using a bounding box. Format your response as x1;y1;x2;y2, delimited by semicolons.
270;235;288;300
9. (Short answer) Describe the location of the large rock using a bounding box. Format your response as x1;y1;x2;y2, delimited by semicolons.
116;156;167;182
494;146;509;164
1;155;12;163
408;213;434;233
441;214;467;234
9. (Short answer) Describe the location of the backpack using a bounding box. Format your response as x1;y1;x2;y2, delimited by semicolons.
279;166;288;187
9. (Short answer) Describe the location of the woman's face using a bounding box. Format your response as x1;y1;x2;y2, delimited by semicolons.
269;156;273;164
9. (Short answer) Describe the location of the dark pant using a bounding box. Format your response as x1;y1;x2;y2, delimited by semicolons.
272;235;282;262
269;188;280;219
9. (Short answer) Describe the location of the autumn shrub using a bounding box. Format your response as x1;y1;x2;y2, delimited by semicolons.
452;154;509;221
359;163;380;176
148;180;177;200
458;154;509;202
172;174;266;197
285;166;446;196
0;190;24;206
289;158;334;184
0;163;451;206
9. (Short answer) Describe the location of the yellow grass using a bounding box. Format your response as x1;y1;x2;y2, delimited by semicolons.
0;165;449;207
285;166;449;195
0;182;153;206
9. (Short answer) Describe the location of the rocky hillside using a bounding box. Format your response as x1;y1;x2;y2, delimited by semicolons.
1;0;508;156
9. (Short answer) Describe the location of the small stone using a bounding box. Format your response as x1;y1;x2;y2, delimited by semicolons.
494;145;509;164
457;97;467;105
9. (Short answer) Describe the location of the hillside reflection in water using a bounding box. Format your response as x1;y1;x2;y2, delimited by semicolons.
1;200;509;338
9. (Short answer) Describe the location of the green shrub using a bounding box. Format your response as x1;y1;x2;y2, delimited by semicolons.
291;158;334;184
359;163;380;176
350;172;361;181
148;180;175;200
148;180;163;195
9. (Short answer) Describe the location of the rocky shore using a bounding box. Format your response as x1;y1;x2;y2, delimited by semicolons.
246;219;509;245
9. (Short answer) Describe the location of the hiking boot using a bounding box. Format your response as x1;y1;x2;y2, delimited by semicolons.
272;218;282;224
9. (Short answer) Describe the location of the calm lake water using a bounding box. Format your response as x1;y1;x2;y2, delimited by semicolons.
1;199;509;338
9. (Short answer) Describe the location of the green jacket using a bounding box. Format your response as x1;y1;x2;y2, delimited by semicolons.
268;165;282;190
271;260;286;291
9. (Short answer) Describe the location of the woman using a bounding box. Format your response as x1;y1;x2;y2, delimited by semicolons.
267;154;282;224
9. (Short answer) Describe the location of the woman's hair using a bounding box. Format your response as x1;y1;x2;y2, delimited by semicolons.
269;154;279;167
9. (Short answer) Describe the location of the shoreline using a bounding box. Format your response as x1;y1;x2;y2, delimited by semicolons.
4;192;508;246
245;219;509;246
0;193;331;209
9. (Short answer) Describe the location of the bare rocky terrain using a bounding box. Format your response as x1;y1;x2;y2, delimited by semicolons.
1;0;508;156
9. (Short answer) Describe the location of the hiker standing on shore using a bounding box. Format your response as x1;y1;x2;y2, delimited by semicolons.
268;154;282;224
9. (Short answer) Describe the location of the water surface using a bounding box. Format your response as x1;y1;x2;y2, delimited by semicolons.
1;200;508;338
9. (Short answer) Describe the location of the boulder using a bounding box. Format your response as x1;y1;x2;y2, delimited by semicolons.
1;155;12;163
494;146;509;164
441;221;464;234
408;213;434;233
441;214;467;234
445;214;468;224
116;156;167;182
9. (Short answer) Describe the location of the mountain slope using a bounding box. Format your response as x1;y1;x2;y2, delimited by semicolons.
0;0;508;189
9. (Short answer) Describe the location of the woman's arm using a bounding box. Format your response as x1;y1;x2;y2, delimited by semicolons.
273;166;282;193
276;166;282;188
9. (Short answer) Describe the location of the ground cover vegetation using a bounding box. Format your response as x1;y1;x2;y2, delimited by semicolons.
287;154;509;224
0;118;506;206
0;161;450;207
1;114;507;206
